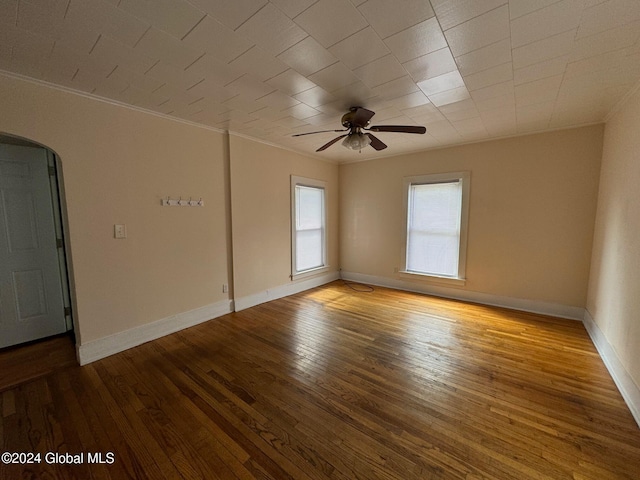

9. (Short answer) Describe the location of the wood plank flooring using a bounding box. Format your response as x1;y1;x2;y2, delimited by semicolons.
1;281;639;479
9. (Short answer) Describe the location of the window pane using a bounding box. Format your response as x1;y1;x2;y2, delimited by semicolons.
294;184;325;273
296;229;323;271
407;181;462;277
296;186;323;230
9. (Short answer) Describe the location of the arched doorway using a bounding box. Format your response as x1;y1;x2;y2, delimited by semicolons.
0;133;73;349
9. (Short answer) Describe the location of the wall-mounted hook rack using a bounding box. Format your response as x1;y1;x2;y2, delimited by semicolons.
162;196;204;207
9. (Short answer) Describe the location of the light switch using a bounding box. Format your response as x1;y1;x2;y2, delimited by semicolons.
114;224;127;239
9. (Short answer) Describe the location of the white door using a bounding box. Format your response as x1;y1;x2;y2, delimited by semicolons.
0;144;67;348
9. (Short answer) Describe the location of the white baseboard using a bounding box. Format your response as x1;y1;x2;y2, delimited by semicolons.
340;271;585;320
583;310;640;428
76;299;233;365
234;271;340;311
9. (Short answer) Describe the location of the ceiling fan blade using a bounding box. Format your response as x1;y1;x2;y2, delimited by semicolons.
352;107;376;127
367;125;426;134
366;133;387;151
316;134;348;152
292;129;347;137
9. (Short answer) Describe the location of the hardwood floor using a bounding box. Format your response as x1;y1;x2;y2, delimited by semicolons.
0;333;76;392
1;281;639;479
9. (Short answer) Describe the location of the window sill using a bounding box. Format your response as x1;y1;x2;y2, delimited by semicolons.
398;270;466;287
291;266;329;281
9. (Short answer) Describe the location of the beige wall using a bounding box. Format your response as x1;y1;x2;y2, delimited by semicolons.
587;86;640;386
340;126;603;309
0;75;230;344
229;135;339;301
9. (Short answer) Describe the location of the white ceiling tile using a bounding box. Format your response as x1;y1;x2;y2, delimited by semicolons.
438;97;476;113
452;116;487;134
93;72;130;97
515;74;563;106
293;0;368;48
16;0;67;36
45;42;113;81
384;17;447;63
293;85;336;107
68;67;105;94
187;0;267;30
185;78;237;103
277;36;337;76
236;3;308;56
403;47;457;83
109;66;165;92
303;112;338;125
225;74;275;100
444;5;510;57
564;48;633;79
402;102;441;119
283;103;322;120
329;27;390;70
266;69;316;96
428;86;471;106
470;79;514;102
464;62;513;91
14;16;96;71
514;55;568;85
357;0;435;39
571;20;640;62
251;105;289;121
135;27;203;69
52;21;101;55
480;110;517;136
516;101;554;130
184;54;244;87
455;38;512;76
118;0;205;39
424;120;460;138
508;0;562;20
417;70;465;95
223;94;264;113
511;29;576;69
577;0;640;38
474;90;515;111
181;15;253;64
9;43;51;79
255;90;300;110
269;0;316;19
309;62;361;92
145;60;203;89
432;0;507;30
353;54;406;88
65;0;150;47
272;115;308;128
510;0;583;48
370;75;420;100
90;34;157;76
393;91;431;110
228;45;288;81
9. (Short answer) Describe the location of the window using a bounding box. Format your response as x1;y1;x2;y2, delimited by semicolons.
402;172;470;282
291;176;327;278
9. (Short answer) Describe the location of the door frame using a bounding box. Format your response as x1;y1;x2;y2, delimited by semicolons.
0;133;77;350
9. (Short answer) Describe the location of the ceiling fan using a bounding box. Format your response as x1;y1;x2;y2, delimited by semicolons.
293;106;426;152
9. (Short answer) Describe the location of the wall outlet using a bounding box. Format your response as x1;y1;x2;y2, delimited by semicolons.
114;224;127;239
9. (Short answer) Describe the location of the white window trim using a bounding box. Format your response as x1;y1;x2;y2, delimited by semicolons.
291;175;329;280
400;171;470;285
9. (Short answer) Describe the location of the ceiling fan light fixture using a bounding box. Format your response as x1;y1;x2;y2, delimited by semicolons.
342;133;371;151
